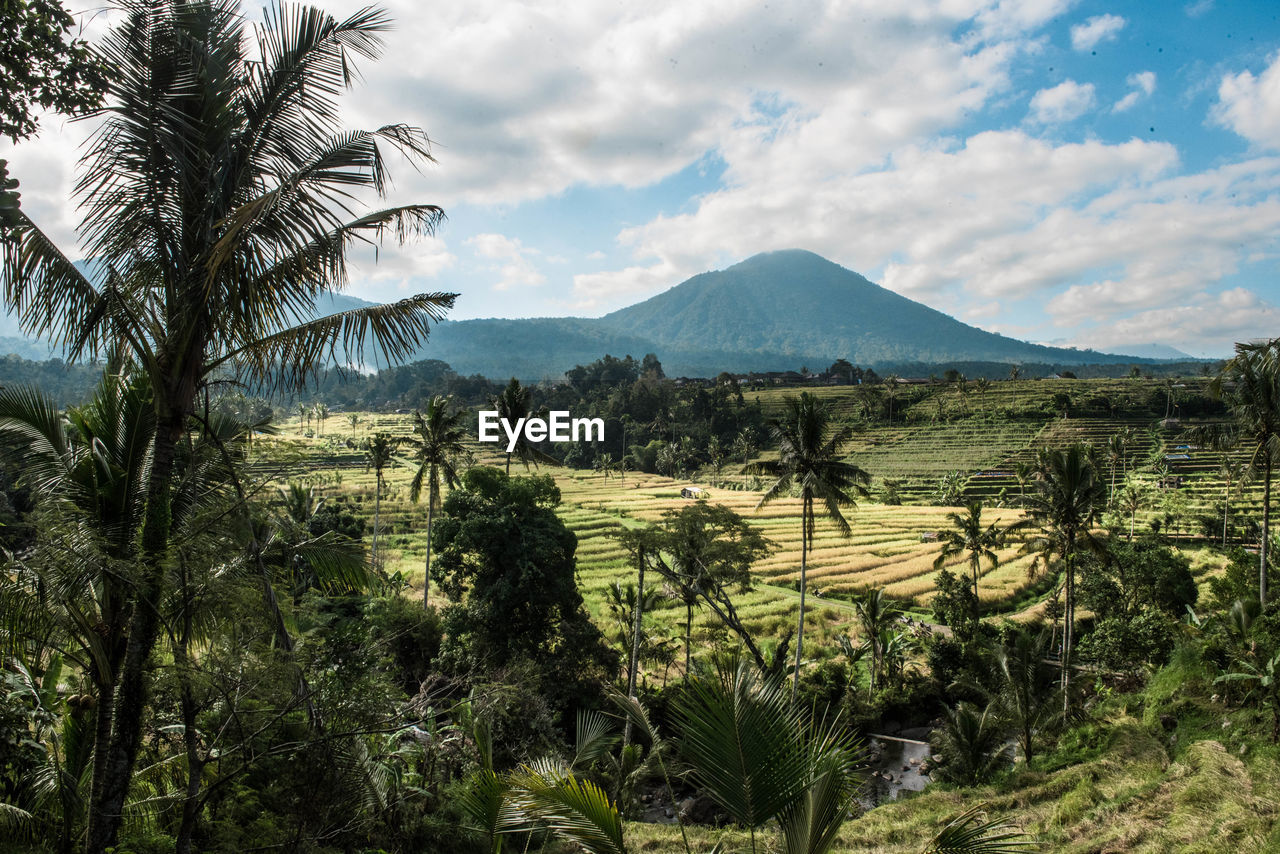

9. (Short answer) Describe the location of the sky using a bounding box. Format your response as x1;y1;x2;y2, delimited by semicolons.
6;0;1280;359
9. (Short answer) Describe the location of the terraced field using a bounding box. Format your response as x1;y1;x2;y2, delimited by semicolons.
258;416;1048;669
260;379;1255;674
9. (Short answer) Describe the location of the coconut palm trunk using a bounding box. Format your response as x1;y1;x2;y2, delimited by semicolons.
1263;456;1272;610
424;496;434;605
90;406;183;853
793;497;810;704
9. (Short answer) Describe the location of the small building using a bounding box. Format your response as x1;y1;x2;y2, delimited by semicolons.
681;487;707;500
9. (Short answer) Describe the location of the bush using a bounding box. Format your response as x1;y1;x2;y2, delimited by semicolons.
367;596;443;695
1080;611;1179;672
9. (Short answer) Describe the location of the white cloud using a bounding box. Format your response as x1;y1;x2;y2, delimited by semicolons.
1069;288;1280;357
571;258;684;313
1070;14;1126;51
1113;71;1156;112
1185;0;1213;18
1029;80;1096;123
465;233;546;291
1213;52;1280;150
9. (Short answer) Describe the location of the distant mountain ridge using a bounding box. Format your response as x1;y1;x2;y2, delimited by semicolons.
5;251;1194;380
404;250;1170;378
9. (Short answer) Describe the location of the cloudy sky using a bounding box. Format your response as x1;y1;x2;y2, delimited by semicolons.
6;0;1280;358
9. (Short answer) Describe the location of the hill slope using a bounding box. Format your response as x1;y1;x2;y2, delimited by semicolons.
597;249;1118;368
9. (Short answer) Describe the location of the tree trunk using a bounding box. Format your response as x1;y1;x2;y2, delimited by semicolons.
1061;548;1074;712
1224;483;1231;548
792;501;809;705
87;409;183;854
971;559;980;627
1262;456;1271;611
684;601;692;682
424;488;435;610
175;591;203;854
628;550;645;700
622;547;645;749
372;474;382;572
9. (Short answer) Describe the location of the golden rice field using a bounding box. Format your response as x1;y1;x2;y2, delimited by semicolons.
259;413;1055;667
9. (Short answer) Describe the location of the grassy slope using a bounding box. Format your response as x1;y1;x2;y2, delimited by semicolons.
625;649;1280;852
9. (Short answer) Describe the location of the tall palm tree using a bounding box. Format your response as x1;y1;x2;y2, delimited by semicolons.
1220;458;1250;547
612;527;660;717
402;396;470;608
347;413;361;437
748;393;870;700
1113;476;1147;541
493;377;554;474
1;5;454;847
883;374;900;422
366;432;395;571
1105;432;1127;493
933;502;1002;625
1017;444;1107;707
0;376;151;841
1208;339;1280;609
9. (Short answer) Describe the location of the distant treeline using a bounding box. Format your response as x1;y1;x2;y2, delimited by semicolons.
0;348;1220;412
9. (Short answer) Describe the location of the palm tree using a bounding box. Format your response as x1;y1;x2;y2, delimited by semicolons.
402;396;469;608
1113;476;1147;541
493;377;554;474
929;702;1010;786
672;660;861;854
974;377;991;413
298;402;308;434
366;432;395;571
1017;444;1107;707
347;413;361;437
0;376;151;842
1105;432;1127;493
962;631;1064;765
933;502;1002;625
883;374;900;422
314;402;329;436
1221;458;1250;547
1209;339;1280;609
1;5;455;846
852;588;902;693
1008;365;1022;381
747;393;870;700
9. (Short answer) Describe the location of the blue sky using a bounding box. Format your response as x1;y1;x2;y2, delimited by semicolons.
7;0;1280;358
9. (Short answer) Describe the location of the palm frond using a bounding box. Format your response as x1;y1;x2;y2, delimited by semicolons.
925;805;1039;853
573;709;620;771
674;661;811;828
507;759;628;854
215;289;455;389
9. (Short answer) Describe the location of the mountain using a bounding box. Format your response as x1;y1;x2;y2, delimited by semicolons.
401;250;1151;378
1108;343;1195;361
1;250;1178;380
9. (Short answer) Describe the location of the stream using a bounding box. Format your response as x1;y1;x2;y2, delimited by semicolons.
860;733;933;808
